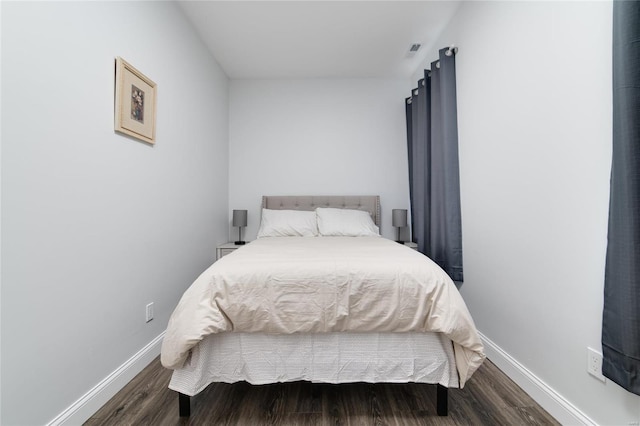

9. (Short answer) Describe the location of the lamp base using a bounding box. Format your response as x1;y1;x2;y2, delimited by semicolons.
234;241;246;245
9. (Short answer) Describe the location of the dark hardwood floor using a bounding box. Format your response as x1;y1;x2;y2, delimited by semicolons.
85;357;559;425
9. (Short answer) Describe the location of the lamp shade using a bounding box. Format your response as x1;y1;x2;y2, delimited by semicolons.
392;209;408;227
232;210;247;227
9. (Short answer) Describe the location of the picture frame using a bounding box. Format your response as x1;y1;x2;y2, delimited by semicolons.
114;57;157;144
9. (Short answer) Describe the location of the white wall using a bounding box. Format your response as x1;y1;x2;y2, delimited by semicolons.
414;1;640;424
229;79;411;240
0;2;229;424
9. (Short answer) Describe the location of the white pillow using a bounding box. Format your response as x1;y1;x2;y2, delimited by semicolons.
316;208;380;237
257;209;319;238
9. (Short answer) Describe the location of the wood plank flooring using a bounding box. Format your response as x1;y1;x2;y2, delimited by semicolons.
85;357;559;425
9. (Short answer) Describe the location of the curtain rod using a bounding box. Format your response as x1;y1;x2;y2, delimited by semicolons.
434;45;458;69
407;45;459;103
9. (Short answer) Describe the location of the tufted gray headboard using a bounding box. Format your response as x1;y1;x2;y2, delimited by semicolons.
261;195;381;227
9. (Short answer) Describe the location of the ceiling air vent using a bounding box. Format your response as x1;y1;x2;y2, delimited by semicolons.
407;43;422;58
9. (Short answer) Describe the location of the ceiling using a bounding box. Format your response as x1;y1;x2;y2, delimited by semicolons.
177;1;461;79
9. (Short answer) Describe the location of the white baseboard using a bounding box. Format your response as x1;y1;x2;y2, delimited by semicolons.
47;332;165;426
479;331;596;426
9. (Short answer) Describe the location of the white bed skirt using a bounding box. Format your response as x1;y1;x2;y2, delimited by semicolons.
169;332;459;396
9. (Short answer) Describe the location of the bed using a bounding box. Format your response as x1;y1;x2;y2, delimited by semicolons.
161;195;485;418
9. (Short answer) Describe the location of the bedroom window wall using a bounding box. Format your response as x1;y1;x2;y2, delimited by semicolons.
405;47;463;282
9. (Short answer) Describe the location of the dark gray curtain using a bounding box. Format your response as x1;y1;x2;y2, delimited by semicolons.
405;47;463;282
602;0;640;396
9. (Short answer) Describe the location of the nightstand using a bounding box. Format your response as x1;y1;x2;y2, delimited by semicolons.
216;242;245;260
404;242;418;250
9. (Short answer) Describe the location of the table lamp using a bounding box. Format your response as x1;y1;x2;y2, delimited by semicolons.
232;209;247;245
392;209;407;243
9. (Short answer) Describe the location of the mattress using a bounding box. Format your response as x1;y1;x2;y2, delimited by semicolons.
169;331;459;396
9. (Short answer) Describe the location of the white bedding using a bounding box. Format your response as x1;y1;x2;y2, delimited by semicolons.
161;237;485;386
169;332;459;396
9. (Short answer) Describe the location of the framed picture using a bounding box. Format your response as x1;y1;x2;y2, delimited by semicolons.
114;57;157;144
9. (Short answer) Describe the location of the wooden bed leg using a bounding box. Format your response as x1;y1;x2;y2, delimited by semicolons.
437;385;448;416
178;392;191;417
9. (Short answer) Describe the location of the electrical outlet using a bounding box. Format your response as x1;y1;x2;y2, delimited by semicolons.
587;347;606;382
146;302;154;323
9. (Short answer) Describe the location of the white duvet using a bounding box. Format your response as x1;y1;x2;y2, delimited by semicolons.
161;237;485;386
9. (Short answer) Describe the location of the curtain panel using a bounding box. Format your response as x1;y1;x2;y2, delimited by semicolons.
405;47;463;282
602;0;640;396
